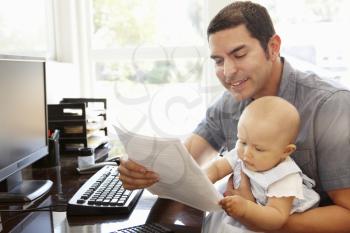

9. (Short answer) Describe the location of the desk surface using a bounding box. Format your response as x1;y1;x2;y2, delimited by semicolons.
0;156;204;233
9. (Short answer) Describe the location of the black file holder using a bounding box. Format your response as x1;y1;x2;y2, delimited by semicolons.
47;98;108;154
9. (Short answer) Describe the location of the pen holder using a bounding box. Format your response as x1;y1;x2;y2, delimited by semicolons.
33;130;60;168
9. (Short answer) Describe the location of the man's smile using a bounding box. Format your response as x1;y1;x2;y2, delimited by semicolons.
231;78;248;87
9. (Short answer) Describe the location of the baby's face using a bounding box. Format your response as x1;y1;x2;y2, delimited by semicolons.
236;116;289;172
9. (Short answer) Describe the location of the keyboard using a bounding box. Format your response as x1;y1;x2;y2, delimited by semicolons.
114;223;173;233
67;165;143;216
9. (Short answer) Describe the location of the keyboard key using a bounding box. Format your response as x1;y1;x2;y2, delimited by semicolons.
77;199;85;204
115;223;173;233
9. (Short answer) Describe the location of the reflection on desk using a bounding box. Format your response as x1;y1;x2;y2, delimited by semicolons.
0;196;54;233
1;155;204;233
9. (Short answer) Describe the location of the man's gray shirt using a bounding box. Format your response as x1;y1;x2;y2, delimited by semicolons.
194;58;350;204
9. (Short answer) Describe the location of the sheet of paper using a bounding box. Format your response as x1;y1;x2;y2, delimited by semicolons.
114;125;222;212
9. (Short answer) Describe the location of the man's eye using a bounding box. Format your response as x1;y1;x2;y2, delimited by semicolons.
255;147;264;152
240;141;247;146
235;53;246;58
214;59;223;65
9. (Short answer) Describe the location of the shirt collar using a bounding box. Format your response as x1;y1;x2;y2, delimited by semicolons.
277;57;297;104
233;98;252;120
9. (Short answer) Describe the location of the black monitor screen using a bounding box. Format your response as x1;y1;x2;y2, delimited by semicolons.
0;58;48;188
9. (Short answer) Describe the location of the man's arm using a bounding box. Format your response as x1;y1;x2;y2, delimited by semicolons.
184;133;218;165
276;91;349;232
233;180;350;233
272;188;350;233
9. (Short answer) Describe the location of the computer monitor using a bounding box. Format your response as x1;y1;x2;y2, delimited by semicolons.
0;57;52;202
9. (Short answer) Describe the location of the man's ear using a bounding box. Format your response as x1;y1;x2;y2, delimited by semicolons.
268;34;281;61
282;144;296;158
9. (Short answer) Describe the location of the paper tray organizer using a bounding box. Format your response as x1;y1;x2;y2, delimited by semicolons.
47;98;108;154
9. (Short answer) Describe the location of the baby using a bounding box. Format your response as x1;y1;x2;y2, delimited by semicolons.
203;96;320;233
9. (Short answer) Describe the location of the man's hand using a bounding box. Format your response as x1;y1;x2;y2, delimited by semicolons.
220;195;248;218
224;173;255;202
118;158;159;190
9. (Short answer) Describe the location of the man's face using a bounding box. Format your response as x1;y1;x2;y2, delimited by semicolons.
209;25;274;101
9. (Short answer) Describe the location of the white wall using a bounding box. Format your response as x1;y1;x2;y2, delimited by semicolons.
45;61;80;104
208;0;231;19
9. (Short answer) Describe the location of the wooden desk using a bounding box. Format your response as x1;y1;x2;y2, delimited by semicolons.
0;156;204;233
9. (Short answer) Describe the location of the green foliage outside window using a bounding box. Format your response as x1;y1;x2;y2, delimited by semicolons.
92;0;204;84
93;0;157;48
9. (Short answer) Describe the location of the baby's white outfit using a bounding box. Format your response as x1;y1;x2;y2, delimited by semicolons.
202;149;320;233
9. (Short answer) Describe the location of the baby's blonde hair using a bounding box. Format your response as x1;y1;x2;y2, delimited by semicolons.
241;96;300;144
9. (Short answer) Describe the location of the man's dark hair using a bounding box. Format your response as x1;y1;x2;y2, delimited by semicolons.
207;1;275;52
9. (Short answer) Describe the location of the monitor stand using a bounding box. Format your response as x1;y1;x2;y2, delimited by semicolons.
0;172;53;203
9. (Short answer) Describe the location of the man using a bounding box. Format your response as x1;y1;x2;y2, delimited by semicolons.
118;1;350;232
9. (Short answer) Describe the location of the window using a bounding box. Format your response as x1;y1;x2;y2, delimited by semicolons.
0;0;54;58
257;0;350;85
80;0;349;137
87;0;212;138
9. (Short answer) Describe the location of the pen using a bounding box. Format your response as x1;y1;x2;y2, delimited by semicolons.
51;129;59;140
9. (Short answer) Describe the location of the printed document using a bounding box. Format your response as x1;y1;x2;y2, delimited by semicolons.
114;125;222;212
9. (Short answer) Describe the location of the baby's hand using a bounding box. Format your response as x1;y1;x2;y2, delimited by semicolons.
219;195;248;218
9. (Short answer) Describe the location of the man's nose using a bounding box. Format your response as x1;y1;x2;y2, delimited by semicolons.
224;59;237;81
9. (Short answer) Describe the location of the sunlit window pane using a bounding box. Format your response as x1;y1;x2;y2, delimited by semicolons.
91;0;208;136
95;58;204;83
0;0;48;55
92;0;205;49
256;0;350;83
94;60;208;137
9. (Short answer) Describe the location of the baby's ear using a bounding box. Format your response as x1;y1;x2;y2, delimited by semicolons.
283;144;296;158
